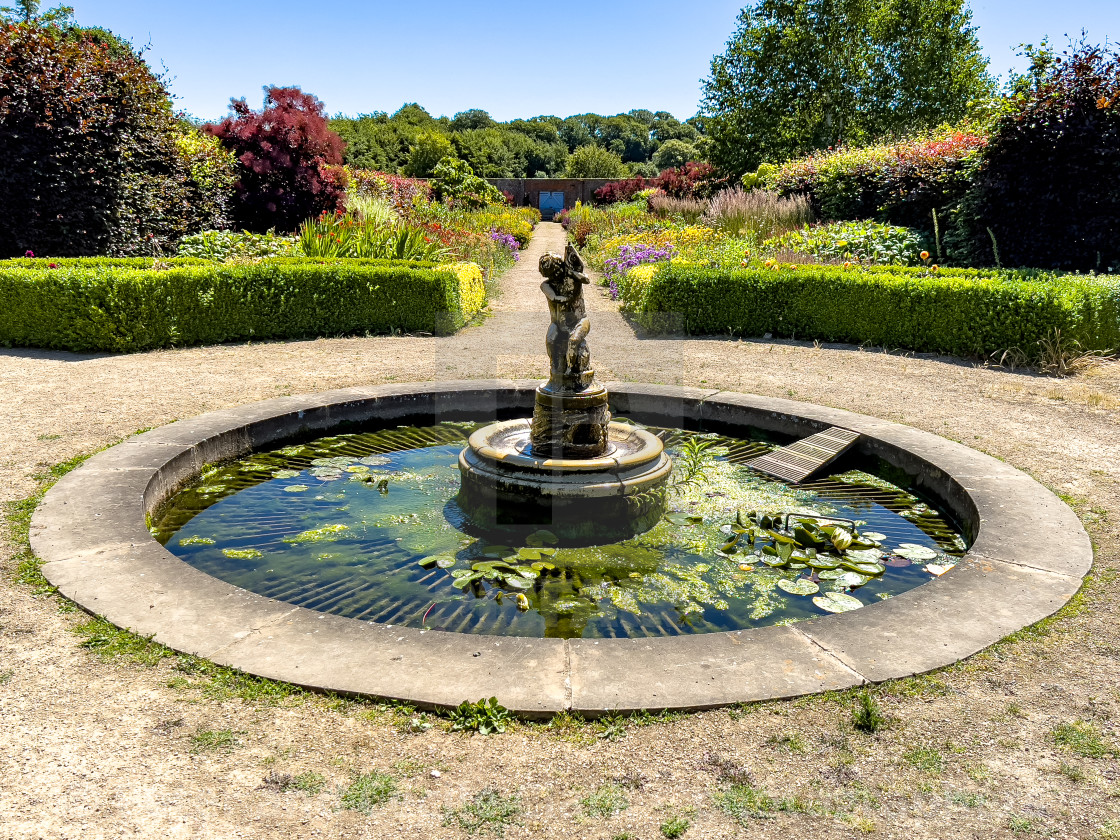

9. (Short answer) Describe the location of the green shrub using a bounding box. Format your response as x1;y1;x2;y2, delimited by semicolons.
429;157;505;209
625;263;1120;360
0;261;487;352
177;230;298;262
765;221;926;266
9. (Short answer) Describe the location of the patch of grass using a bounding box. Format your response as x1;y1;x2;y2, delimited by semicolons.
0;670;12;685
715;784;812;823
851;690;887;733
190;729;240;753
611;834;637;840
839;813;877;833
443;788;521;836
71;617;174;666
947;790;986;807
966;763;992;783
1008;814;1038;834
171;656;302;704
660;815;691;838
765;731;808;753
1100;819;1120;840
1058;762;1087;782
1052;721;1115;758
902;747;944;774
260;770;326;795
879;673;952;699
1006;702;1026;718
36;433;62;441
340;771;397;813
581;783;630;818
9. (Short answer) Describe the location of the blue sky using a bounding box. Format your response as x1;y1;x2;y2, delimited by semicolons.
67;0;1120;122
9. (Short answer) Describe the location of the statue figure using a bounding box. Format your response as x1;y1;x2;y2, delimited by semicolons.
530;243;610;458
538;244;594;392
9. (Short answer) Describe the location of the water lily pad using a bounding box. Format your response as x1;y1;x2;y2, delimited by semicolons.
525;530;558;546
359;455;392;467
272;469;301;479
843;561;886;576
816;568;846;580
530;561;556;572
517;548;542;561
310;457;351;468
283;484;310;493
807;555;842;570
895;543;938;561
536;547;557;557
665;512;703;526
344;465;370;473
862;532;887;541
788;562;808;570
778;578;819;596
833;571;871;589
720;536;740;554
924;562;956;576
309;467;343;480
844;547;883;564
504;576;533;590
760;556;788;568
812;591;864;613
178;535;215;546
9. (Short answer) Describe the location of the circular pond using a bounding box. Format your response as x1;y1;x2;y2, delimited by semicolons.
152;422;968;640
32;382;1091;715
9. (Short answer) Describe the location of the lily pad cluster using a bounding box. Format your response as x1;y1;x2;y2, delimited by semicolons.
417;532;563;604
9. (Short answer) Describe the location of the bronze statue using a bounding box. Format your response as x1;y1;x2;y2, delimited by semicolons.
530;244;610;458
538;244;593;392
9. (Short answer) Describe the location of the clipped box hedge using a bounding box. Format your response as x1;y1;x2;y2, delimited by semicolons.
0;260;485;352
623;263;1120;359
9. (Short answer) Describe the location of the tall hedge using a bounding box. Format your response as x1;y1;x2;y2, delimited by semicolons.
624;263;1120;359
0;262;485;352
0;24;230;257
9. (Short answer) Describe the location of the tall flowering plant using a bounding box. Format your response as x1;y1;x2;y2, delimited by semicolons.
603;243;675;280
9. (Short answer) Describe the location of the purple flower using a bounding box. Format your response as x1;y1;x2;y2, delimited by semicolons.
490;229;520;260
24;250;34;258
608;279;620;301
603;242;674;280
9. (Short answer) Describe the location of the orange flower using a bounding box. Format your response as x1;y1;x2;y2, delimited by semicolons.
931;264;939;271
843;261;852;269
920;251;930;261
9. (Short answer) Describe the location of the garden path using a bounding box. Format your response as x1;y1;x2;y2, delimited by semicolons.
0;223;1119;839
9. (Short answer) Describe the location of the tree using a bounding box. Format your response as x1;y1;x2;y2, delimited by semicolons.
565;145;626;178
701;0;995;175
206;86;345;233
0;0;73;24
0;24;221;256
653;139;699;170
429;157;504;208
404;130;453;177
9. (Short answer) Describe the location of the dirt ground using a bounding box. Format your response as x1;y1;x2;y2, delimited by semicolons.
1;223;1118;839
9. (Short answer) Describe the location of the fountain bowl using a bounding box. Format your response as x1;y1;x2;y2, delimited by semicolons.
457;417;671;542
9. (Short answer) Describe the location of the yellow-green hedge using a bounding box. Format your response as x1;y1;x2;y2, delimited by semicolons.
0;260;486;352
623;263;1120;359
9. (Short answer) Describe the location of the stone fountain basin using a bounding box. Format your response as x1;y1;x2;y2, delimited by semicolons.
30;381;1092;717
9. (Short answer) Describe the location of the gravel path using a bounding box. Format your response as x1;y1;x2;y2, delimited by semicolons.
1;223;1118;839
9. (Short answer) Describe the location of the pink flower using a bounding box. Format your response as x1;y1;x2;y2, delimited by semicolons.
24;250;34;258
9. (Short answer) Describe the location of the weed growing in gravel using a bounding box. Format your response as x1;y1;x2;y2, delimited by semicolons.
1052;721;1115;758
611;834;637;840
595;714;628;741
443;788;521;836
0;670;12;685
1008;814;1038;834
190;729;240;753
261;770;326;795
765;731;808;753
1100;819;1120;839
340;771;397;813
449;697;512;735
659;814;691;838
72;617;173;665
851;690;887;733
1059;762;1088;782
903;747;944;774
715;784;813;823
581;783;630;818
946;790;986;807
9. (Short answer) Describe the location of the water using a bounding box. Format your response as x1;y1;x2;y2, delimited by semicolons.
152;422;968;639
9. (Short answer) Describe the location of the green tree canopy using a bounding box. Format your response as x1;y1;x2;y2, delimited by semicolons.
701;0;995;175
403;130;453;177
565;144;626;178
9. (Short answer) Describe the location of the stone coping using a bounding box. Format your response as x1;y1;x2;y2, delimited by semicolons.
30;381;1092;716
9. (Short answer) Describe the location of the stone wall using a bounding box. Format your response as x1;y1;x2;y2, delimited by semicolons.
486;179;615;214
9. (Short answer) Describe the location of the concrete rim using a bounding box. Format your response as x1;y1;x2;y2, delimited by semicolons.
30;380;1092;717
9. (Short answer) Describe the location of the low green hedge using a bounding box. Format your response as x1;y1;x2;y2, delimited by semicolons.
625;264;1120;358
0;261;484;352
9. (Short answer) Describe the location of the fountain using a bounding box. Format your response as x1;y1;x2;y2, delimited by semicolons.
456;244;671;542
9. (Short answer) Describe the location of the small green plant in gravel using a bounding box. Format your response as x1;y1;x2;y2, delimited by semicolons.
1008;814;1038;834
1052;721;1115;758
261;770;326;795
73;617;172;666
443;788;521;836
0;670;13;685
190;729;240;753
449;697;512;735
715;783;812;823
581;783;630;818
1099;819;1120;839
340;771;397;813
851;690;887;733
1059;762;1087;782
765;731;808;753
902;746;944;774
595;714;628;741
660;815;691;838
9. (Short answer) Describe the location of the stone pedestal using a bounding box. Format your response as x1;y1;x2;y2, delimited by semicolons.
529;385;611;459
